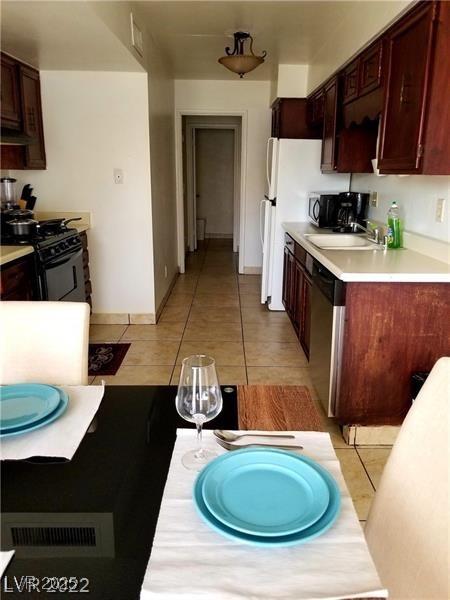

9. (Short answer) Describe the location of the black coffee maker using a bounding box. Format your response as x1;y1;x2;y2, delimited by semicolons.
334;192;369;232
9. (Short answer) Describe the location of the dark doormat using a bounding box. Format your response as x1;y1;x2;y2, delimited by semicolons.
88;343;131;376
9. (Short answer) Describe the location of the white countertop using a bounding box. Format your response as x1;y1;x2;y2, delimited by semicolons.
0;245;34;267
283;222;450;283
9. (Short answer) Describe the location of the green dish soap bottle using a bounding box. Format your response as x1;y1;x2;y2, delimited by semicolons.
387;201;402;249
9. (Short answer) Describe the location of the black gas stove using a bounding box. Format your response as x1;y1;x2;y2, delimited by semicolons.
1;226;85;302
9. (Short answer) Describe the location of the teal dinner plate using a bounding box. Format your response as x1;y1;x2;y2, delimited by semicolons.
0;384;61;431
0;387;69;438
202;449;329;536
193;448;341;547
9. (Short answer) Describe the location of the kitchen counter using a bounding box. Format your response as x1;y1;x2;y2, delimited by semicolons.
283;222;450;282
0;245;34;266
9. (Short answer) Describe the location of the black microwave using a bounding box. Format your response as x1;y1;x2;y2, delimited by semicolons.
308;192;341;228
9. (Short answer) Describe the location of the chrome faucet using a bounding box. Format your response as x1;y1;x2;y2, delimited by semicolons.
349;220;385;246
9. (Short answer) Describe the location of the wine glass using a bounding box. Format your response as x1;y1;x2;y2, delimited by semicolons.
175;355;223;470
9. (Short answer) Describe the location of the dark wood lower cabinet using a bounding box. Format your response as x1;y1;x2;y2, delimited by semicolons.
282;235;311;359
0;254;36;300
80;231;92;310
336;281;450;426
283;236;450;426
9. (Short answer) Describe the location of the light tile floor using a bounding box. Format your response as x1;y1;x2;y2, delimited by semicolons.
90;238;391;519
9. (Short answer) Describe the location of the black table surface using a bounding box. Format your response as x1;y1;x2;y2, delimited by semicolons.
0;385;238;599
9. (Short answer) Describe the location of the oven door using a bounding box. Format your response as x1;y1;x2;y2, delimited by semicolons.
40;248;85;301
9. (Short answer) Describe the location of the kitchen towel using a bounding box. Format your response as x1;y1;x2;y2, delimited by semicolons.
140;429;388;600
0;385;104;461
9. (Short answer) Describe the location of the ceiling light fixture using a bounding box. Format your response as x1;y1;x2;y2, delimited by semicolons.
218;31;267;78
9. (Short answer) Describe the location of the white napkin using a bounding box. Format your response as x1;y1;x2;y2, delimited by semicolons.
141;429;388;600
0;385;104;461
0;551;15;578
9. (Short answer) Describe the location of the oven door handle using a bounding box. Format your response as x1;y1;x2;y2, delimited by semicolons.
44;248;82;269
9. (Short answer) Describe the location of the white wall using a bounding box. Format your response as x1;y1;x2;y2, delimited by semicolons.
143;35;178;311
175;79;271;269
196;129;234;237
271;65;309;103
7;70;155;315
352;174;450;243
307;1;411;92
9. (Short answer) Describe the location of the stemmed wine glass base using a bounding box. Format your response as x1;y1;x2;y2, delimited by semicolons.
181;448;218;471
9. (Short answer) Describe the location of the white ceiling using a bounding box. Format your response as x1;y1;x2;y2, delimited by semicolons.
134;1;360;80
1;1;409;80
0;1;143;71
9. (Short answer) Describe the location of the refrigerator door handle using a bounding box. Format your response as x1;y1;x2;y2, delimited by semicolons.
260;199;266;249
266;139;271;192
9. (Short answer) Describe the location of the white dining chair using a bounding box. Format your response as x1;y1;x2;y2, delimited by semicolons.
365;356;449;600
0;301;90;386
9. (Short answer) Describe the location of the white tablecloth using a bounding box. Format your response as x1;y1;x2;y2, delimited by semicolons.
0;551;14;578
141;429;387;599
0;385;104;461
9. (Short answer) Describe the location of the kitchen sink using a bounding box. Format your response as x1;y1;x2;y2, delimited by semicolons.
304;234;381;250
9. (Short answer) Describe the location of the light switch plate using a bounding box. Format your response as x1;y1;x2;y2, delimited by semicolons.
114;168;124;184
370;192;378;208
435;198;445;222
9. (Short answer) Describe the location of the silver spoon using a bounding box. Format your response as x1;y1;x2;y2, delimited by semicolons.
214;429;295;443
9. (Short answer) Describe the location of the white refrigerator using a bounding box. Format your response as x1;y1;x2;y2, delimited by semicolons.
260;138;349;310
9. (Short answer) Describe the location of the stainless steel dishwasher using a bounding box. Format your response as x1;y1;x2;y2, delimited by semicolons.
309;259;346;417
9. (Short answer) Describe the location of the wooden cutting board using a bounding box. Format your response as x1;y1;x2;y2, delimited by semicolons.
238;385;325;431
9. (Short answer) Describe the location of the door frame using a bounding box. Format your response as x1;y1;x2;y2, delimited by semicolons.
175;110;247;273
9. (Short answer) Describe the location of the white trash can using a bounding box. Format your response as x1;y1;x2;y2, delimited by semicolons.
196;218;206;241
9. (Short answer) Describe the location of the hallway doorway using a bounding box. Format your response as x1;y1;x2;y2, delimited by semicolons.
195;128;235;247
178;114;243;272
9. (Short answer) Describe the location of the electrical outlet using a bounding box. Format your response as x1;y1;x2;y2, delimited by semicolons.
435;198;445;223
164;265;168;279
113;168;124;184
370;192;378;208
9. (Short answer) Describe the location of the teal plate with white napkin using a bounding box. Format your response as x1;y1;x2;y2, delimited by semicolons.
0;384;61;431
202;449;329;536
0;386;69;438
194;448;341;547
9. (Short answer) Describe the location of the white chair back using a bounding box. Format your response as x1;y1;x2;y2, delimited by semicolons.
0;301;90;385
365;357;450;599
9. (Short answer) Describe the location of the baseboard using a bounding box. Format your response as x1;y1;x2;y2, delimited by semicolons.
91;312;156;325
243;266;262;275
342;424;400;446
156;271;179;322
205;233;233;239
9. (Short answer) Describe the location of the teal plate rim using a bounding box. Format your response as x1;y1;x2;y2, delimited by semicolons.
0;386;69;438
201;449;330;537
0;383;61;431
193;448;341;547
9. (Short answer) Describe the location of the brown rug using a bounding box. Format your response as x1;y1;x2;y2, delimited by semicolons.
237;385;325;431
88;343;131;376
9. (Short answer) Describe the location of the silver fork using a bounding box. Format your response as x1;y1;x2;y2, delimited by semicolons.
215;438;303;452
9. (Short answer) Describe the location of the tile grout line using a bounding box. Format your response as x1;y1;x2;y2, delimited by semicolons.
170;239;209;384
235;251;248;384
355;446;377;492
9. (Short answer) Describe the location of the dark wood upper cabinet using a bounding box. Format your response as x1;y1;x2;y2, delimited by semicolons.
1;54;21;130
19;65;46;169
306;90;325;127
271;98;321;139
359;41;383;96
320;77;340;172
0;52;46;170
378;2;437;173
342;59;359;104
